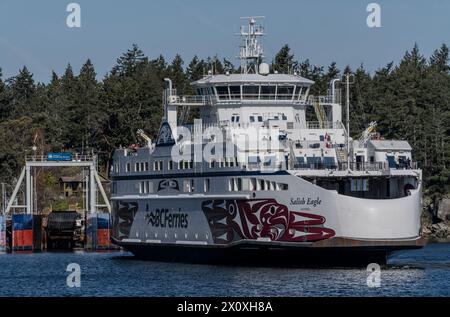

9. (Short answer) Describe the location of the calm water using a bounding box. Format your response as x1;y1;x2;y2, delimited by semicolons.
0;242;448;297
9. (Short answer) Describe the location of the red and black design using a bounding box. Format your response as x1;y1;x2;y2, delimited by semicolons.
201;199;335;244
112;201;138;239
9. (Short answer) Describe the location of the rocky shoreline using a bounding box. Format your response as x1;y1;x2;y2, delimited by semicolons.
421;196;450;240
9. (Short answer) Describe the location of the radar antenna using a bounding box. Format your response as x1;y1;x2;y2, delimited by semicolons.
238;16;265;74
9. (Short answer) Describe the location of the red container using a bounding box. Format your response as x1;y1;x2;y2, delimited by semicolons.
97;229;111;248
13;229;33;251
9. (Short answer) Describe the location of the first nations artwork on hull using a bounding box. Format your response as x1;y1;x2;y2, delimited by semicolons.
201;199;335;243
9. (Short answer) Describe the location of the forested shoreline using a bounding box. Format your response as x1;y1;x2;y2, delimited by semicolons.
0;43;449;204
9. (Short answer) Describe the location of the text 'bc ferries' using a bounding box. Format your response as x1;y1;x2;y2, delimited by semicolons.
110;17;423;266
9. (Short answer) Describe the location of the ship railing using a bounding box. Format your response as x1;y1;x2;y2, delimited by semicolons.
165;94;212;106
165;90;340;106
342;162;390;172
290;161;388;172
290;161;420;172
292;163;338;170
291;140;346;150
304;121;345;129
176;122;279;134
177;121;344;133
244;162;283;172
216;94;309;103
307;95;336;104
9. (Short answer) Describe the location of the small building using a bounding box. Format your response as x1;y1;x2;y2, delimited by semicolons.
367;140;413;168
59;174;86;197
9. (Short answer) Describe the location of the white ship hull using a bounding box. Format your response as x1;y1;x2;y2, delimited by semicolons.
111;172;423;266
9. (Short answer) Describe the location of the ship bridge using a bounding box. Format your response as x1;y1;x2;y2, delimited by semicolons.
163;75;342;130
191;73;314;104
164;73;315;107
162;16;342;132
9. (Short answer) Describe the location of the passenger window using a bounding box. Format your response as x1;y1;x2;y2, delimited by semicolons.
204;179;211;192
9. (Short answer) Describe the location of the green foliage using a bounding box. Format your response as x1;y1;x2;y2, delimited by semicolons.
272;44;297;74
44;172;58;187
53;199;69;211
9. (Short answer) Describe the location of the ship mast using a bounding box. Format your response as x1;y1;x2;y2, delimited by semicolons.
238;16;265;74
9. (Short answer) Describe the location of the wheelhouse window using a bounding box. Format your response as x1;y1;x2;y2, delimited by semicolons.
295;86;305;100
243;85;259;99
260;85;276;100
229;86;241;100
277;85;295;100
216;86;229;100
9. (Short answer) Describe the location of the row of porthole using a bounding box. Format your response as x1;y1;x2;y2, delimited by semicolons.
135;231;209;240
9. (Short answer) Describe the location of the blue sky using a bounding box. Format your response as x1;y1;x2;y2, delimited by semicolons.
0;0;449;82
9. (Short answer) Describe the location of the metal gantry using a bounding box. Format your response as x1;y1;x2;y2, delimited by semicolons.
4;156;111;216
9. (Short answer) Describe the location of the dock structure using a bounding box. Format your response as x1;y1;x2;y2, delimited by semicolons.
4;155;111;216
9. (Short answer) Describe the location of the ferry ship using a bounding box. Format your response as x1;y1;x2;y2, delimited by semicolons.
110;17;423;266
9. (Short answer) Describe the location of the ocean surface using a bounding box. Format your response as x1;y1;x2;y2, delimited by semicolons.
0;242;448;297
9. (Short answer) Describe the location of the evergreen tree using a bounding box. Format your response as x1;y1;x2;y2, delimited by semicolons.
74;59;104;152
169;54;188;94
7;66;36;117
0;67;11;120
186;55;206;81
113;44;148;76
429;44;450;73
272;44;298;74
